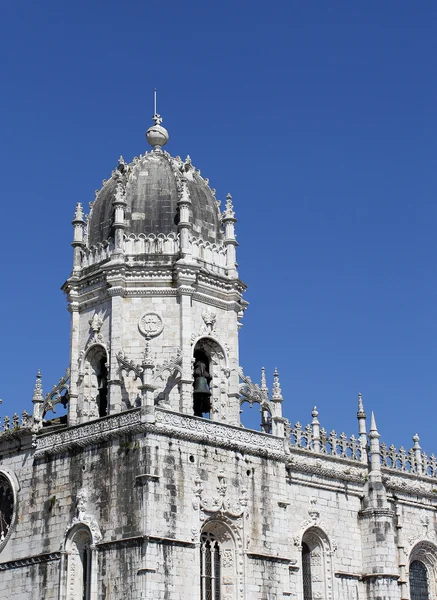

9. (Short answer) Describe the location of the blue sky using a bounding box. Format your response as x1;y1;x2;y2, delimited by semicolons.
0;1;435;452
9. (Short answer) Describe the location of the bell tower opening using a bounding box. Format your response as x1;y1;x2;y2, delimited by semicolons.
193;348;212;418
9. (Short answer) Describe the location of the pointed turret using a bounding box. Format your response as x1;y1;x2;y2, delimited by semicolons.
71;202;85;273
222;193;238;278
260;367;269;399
357;393;367;462
270;368;285;437
32;369;44;430
271;368;283;402
369;411;381;475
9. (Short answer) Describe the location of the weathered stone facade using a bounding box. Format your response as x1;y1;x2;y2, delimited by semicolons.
0;114;435;600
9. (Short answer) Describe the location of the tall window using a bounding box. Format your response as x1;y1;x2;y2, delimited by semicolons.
301;528;332;600
301;542;312;600
66;528;92;600
201;531;221;600
410;560;429;600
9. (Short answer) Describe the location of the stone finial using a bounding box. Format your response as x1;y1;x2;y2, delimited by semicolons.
271;368;283;402
32;370;44;404
311;407;321;453
73;202;85;224
357;392;366;418
223;193;235;221
413;434;423;475
260;367;268;394
369;411;380;439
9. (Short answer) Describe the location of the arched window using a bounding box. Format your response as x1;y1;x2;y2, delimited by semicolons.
200;521;236;600
301;542;312;600
0;470;17;552
201;531;221;600
192;337;229;422
65;527;92;600
408;541;437;600
82;345;108;419
409;560;429;600
300;527;332;600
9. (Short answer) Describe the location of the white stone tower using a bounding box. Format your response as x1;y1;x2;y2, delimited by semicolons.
63;113;248;428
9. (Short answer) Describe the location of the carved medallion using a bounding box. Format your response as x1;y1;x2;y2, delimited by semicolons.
138;312;164;339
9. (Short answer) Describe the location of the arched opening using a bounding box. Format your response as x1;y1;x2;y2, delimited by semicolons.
65;527;92;600
409;560;429;600
193;348;212;418
192;337;229;421
200;521;236;600
300;527;332;600
408;541;437;600
0;474;14;545
82;345;108;419
301;542;312;600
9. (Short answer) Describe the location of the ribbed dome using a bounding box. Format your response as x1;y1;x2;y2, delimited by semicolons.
88;150;223;247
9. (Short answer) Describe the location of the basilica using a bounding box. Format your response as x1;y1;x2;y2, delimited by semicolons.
0;113;435;600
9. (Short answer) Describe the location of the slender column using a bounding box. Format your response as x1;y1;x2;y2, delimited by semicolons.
178;286;194;413
108;290;124;413
177;181;193;261
139;342;156;424
68;296;80;426
71;203;85;273
112;179;127;258
222;194;238;279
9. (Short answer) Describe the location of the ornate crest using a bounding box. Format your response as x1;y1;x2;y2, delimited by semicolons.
138;312;164;339
192;470;248;520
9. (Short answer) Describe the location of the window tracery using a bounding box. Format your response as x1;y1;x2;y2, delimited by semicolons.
409;560;429;600
300;527;333;600
408;541;437;600
0;474;14;545
200;521;237;600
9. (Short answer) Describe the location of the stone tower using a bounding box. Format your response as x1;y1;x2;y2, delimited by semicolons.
64;113;248;428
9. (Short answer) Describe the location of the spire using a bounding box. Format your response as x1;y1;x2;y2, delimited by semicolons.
368;411;381;475
271;368;283;402
369;411;379;438
357;393;367;462
222;193;238;278
146;89;169;150
32;369;44;430
32;369;43;404
260;367;268;395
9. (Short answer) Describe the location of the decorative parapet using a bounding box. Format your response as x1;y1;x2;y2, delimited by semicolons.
34;409;143;457
33;407;285;459
190;236;227;274
289;418;363;463
0;411;31;440
81;241;112;268
154;409;285;458
124;232;179;256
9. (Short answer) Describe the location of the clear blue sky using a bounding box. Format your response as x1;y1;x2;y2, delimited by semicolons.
0;1;435;452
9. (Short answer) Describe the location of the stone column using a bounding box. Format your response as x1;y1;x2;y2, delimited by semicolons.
67;293;80;426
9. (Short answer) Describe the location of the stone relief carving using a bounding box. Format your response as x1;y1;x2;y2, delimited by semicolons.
64;488;102;546
138;312;164;339
193;470;248;521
